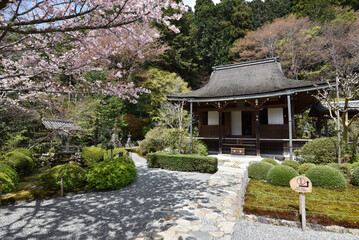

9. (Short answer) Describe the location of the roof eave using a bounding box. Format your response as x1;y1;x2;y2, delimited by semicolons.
167;83;331;103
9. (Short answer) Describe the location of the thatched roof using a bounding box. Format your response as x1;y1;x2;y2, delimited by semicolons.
42;118;81;131
168;58;327;102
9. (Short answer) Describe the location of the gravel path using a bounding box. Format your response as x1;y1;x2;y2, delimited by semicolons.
232;220;358;240
0;153;211;240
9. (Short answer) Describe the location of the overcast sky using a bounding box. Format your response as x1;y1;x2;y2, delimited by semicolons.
183;0;221;10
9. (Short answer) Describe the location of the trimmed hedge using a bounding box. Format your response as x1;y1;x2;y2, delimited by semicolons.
248;162;274;180
267;165;299;187
350;167;359;187
261;158;278;166
306;166;346;189
40;164;87;191
298;163;316;175
281;160;300;170
81;147;105;166
0;172;16;193
296;137;352;164
104;148;127;161
3;151;34;176
147;153;217;173
86;158;137;190
0;163;19;183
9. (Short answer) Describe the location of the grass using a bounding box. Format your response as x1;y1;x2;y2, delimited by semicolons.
244;179;359;228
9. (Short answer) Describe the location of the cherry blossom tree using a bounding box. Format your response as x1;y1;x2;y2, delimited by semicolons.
0;0;187;109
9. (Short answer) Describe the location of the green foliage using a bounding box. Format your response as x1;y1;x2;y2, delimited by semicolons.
12;148;32;158
140;127;208;156
327;162;341;170
266;165;299;187
154;9;201;88
298;163;316;175
340;163;353;178
248;162;274;180
261;158;278;165
352;162;359;169
292;0;340;22
0;163;19;183
103;148;127;161
350;167;359;186
40;164;87;191
296;137;352;164
194;0;253;72
142;68;191;122
0;172;16;194
86;158;137;190
139;127;170;155
81;147;105;166
3;151;34;176
281;160;300;170
249;0;291;29
306;166;347;189
147;153;217;173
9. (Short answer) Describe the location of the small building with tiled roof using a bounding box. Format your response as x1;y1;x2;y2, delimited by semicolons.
168;57;329;158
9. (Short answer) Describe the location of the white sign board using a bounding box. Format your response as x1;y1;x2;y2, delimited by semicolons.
290;176;312;193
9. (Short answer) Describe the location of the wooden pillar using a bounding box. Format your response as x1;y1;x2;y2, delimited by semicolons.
219;109;222;154
255;109;260;156
287;94;293;160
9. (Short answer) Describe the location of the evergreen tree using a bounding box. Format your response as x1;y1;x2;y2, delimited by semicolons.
193;0;253;73
249;0;292;29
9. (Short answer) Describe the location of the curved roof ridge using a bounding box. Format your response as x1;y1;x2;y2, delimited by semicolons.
213;57;279;71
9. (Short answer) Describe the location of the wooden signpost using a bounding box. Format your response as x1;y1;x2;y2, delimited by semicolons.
290;176;312;231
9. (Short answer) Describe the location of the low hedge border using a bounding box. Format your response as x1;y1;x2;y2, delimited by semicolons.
147;153;217;173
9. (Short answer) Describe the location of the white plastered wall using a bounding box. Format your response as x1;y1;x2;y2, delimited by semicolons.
231;111;242;135
208;111;219;125
268;108;284;124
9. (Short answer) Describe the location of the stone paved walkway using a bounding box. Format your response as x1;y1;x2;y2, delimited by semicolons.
137;155;262;240
0;153;211;240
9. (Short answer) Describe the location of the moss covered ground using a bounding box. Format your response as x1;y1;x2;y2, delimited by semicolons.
244;179;359;228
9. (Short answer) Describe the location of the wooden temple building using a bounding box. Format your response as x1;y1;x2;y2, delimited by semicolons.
167;58;329;159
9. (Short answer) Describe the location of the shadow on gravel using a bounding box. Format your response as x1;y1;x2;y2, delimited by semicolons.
0;167;209;240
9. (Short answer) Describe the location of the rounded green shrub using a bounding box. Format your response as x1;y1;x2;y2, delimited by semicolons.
296;137;352;164
3;151;34;175
248;162;274;180
40;164;87;191
12;148;32;158
81;147;105;166
0;163;19;183
0;172;16;193
281;160;300;170
352;162;359;170
327;163;340;170
267;165;299;187
298;163;316;175
306;166;346;189
86;158;137;190
350;167;359;186
261;158;278;166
